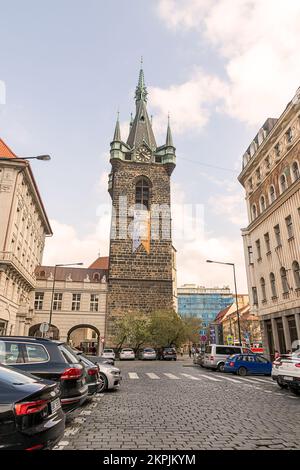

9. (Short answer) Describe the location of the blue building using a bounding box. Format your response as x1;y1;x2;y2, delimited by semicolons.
178;285;234;330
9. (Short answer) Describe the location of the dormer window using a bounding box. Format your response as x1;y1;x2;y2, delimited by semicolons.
140;115;145;122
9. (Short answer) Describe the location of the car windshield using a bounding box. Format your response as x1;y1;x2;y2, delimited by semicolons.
144;348;155;352
104;349;113;353
122;349;133;352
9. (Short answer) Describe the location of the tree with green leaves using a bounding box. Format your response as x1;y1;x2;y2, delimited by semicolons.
112;311;151;354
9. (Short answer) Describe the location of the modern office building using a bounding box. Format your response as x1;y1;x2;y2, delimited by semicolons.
178;284;234;328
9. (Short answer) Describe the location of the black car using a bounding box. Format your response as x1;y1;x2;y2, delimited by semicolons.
0;337;88;413
159;347;177;361
0;364;65;450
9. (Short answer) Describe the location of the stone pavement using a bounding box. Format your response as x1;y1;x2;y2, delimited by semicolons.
56;359;300;450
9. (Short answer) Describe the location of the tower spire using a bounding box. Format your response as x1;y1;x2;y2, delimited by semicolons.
113;110;121;141
166;113;174;147
135;57;148;104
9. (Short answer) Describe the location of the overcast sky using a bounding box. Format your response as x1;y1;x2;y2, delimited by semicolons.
1;0;300;294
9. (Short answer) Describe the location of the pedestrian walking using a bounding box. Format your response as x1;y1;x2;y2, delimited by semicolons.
188;347;192;358
191;346;195;357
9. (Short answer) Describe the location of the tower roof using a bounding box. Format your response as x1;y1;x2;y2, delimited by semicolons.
127;63;157;150
113;112;121;141
0;138;17;158
166;115;174;147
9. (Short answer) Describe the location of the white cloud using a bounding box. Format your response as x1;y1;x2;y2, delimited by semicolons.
156;0;300;129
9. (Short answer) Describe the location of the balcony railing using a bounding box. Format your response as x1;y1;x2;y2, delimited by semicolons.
0;251;36;289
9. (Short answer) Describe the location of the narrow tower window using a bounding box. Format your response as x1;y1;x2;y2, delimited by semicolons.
135;178;150;209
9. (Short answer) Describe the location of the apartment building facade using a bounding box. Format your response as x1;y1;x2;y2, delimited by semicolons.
238;89;300;357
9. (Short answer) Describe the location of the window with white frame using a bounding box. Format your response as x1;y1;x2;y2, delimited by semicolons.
72;294;81;311
274;224;281;246
285;215;294;239
260;195;266;212
90;294;99;312
292;161;300;182
292;261;300;289
260;277;267;301
53;293;63;311
270;273;277;298
269;185;276;203
280;174;288;193
34;292;44;310
280;267;289;294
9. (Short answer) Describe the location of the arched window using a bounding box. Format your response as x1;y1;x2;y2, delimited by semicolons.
292;161;300;182
135;177;150;209
292;261;300;289
252;204;257;221
260;195;266;212
93;273;100;282
269;185;276;203
280;267;289;294
270;273;277;298
260;277;266;301
279;174;287;193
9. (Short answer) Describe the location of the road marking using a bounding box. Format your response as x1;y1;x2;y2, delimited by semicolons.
235;377;260;384
219;376;244;384
249;377;273;384
181;373;201;381
163;373;180;380
128;372;139;379
146;373;160;379
199;374;222;382
288;396;298;399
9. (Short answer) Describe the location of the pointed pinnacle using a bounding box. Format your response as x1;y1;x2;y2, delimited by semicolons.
113;111;121;141
166;115;174;147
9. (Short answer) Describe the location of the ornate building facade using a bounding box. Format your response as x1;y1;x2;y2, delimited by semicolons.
30;260;108;351
107;66;176;338
0;138;52;335
239;88;300;358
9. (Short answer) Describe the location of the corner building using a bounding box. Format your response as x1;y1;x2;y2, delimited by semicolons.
107;66;176;337
238;89;300;358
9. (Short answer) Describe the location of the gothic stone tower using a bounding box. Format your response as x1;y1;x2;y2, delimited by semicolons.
107;65;176;336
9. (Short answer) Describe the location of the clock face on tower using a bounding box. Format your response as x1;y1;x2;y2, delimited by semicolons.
135;145;152;163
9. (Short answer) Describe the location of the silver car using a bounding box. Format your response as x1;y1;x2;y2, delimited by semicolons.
140;348;157;360
97;362;122;393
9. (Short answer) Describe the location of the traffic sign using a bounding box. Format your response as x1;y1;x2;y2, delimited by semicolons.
200;335;207;342
227;335;233;345
39;322;49;333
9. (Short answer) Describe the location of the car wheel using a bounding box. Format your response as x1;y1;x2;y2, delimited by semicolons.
174;358;177;361
98;373;108;393
289;386;300;396
277;376;287;389
217;362;225;373
238;367;247;376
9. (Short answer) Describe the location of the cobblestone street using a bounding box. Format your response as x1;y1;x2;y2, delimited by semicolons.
56;359;300;450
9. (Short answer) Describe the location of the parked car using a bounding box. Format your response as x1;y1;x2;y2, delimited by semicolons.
0;364;65;450
119;348;135;360
74;351;122;393
77;354;101;396
224;354;272;376
85;355;114;366
193;351;205;367
159;347;177;361
274;351;300;395
203;344;252;372
140;348;157;360
0;337;88;413
101;349;116;361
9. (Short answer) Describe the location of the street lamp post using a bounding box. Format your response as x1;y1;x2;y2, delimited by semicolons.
48;263;83;338
0;155;51;161
206;260;242;346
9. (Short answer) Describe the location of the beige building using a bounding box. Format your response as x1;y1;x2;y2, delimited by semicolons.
0;138;52;336
238;88;300;358
30;259;109;351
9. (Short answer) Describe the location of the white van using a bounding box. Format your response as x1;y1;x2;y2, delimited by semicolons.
203;344;252;372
